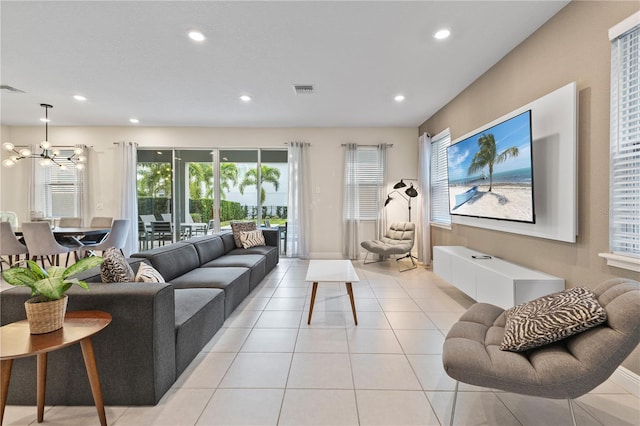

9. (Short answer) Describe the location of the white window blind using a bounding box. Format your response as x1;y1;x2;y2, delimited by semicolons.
44;149;82;218
609;23;640;258
430;130;451;226
344;146;383;221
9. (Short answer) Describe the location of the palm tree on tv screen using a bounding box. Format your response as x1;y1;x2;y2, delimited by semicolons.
467;133;519;192
238;165;280;204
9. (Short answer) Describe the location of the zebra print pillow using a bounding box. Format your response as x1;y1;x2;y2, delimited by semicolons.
500;287;607;352
100;247;135;283
134;262;165;283
231;221;256;248
239;229;266;249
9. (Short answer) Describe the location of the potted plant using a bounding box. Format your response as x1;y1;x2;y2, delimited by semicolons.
2;256;104;334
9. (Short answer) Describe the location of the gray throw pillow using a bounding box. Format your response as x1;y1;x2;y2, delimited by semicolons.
100;247;135;283
500;287;607;352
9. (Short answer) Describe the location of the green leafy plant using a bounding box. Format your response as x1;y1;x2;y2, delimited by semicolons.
2;256;104;302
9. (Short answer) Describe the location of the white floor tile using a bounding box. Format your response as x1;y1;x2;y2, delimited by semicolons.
377;298;422;312
114;388;213;426
240;328;299;352
576;393;640;425
174;352;236;388
202;327;252;352
219;353;292;388
222;309;262;328
394;329;446;354
356;390;440;425
426;390;521;426
346;311;391;329
278;389;359;426
346;328;403;354
295;328;349;353
496;393;601;426
351;354;422;390
264;297;306;311
287;353;354;389
385;311;438;330
254;310;303;328
196;389;284;425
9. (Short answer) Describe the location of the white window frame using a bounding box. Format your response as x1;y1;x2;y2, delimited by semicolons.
599;12;640;272
430;129;451;228
33;148;84;219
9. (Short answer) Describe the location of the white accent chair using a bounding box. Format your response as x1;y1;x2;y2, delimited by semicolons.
21;222;71;268
81;219;130;257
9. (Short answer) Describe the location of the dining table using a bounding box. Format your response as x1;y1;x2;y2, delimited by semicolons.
13;227;111;247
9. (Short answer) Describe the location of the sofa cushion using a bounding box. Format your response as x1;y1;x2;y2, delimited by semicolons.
169;267;251;318
240;229;266;248
201;254;267;291
101;247;135;283
174;288;225;375
500;287;607;352
188;234;225;265
220;231;237;253
132;243;200;281
231;221;256;248
135;263;165;283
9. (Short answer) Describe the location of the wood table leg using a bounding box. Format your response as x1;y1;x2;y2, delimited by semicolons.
36;353;47;422
79;338;107;426
307;282;319;325
345;282;358;325
1;359;13;426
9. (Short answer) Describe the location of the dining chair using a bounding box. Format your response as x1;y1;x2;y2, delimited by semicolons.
150;221;173;247
0;222;29;272
81;219;131;257
79;217;113;245
139;214;157;233
58;217;82;227
21;222;71;268
138;221;151;251
161;213;172;222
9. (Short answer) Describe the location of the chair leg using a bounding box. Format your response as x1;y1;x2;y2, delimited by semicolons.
362;251;384;265
450;381;459;426
567;399;577;426
396;253;418;272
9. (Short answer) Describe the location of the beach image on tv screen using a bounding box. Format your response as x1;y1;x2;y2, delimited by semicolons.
447;110;535;223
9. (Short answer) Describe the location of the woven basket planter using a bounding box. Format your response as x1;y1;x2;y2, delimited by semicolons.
24;295;68;334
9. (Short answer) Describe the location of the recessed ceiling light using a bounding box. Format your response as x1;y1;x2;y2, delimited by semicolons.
129;118;139;124
394;95;405;102
434;29;451;40
240;95;252;102
73;95;87;101
188;31;205;42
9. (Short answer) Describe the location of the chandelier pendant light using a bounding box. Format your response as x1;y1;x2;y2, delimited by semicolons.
2;103;86;170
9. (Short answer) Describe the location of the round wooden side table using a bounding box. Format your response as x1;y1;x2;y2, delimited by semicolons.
0;310;112;426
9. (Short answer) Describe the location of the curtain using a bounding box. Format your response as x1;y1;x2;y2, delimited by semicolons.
376;143;389;239
77;144;91;222
116;141;138;256
343;143;360;259
417;133;432;265
286;142;310;258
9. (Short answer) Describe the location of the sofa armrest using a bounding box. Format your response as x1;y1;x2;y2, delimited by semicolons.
0;282;177;406
262;228;279;249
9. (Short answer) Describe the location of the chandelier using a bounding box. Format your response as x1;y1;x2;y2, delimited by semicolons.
2;103;86;170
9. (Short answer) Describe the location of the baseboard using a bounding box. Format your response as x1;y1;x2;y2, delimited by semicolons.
610;366;640;397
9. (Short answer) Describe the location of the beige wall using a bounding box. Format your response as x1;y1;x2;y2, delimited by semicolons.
0;126;418;258
420;1;639;374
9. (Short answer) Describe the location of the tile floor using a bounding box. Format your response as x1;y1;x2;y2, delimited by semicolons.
3;258;639;425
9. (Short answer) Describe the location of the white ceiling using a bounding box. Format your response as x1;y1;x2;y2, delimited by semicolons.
0;1;569;128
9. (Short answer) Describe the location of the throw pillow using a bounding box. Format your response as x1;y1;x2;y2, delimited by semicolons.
134;262;165;283
100;247;135;283
231;221;256;248
239;229;266;249
500;287;607;352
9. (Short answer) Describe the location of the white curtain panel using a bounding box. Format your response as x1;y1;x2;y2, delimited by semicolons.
286;142;310;258
376;143;389;239
417;133;432;265
342;143;360;259
116;141;138;256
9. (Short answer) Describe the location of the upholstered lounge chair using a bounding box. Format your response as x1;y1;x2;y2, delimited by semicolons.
360;222;416;271
442;278;640;426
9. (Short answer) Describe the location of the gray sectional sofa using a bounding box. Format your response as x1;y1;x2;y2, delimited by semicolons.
0;229;279;406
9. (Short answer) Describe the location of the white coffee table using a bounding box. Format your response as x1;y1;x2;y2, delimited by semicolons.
305;260;360;325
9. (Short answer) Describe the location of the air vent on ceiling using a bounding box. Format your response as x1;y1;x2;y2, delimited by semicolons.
293;84;315;94
0;85;25;93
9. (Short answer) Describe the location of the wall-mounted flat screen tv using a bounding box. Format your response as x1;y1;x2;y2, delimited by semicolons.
447;110;535;223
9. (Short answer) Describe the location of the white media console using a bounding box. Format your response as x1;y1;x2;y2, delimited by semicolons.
433;246;565;310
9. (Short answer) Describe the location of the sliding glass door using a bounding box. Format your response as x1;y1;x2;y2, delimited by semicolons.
137;147;288;250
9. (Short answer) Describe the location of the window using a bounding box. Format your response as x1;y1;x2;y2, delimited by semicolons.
430;130;451;226
34;149;84;218
601;14;640;271
345;146;384;221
